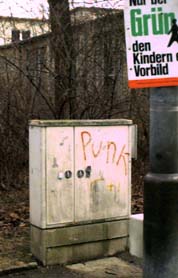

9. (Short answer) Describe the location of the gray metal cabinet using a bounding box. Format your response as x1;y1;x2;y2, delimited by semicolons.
29;120;134;229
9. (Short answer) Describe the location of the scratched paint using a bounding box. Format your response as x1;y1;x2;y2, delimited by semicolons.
90;179;117;193
52;157;58;168
46;127;74;225
90;178;104;189
90;179;120;193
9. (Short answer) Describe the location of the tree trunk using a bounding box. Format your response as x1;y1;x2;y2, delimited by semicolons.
48;0;76;119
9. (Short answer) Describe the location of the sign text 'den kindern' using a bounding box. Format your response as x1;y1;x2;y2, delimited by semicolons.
124;0;178;88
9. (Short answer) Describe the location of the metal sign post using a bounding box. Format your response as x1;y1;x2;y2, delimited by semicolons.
144;87;178;277
124;1;178;277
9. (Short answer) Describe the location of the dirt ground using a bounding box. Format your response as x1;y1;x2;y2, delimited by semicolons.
0;187;33;270
0;254;143;278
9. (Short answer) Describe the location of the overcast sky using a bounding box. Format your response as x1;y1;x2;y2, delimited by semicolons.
0;0;124;18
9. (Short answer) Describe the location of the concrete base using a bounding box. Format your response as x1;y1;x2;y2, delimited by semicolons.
129;214;143;258
31;219;129;265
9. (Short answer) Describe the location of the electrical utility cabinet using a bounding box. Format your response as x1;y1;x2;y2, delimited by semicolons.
29;120;136;265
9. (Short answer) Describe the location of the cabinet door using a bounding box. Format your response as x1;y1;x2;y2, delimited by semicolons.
46;127;74;226
74;126;130;222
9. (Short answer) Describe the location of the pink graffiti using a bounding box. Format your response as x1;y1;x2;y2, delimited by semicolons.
81;131;129;175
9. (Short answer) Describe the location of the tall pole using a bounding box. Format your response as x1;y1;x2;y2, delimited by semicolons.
144;87;178;277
